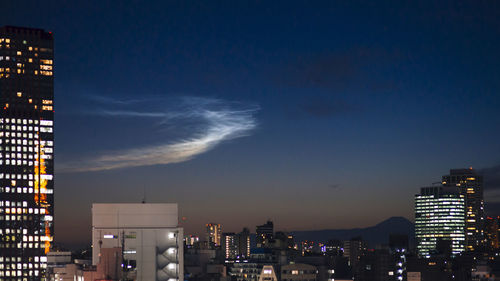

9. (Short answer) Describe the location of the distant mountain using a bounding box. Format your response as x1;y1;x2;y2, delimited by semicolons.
290;217;414;248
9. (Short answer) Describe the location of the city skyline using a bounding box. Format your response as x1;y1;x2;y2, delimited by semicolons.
3;0;500;249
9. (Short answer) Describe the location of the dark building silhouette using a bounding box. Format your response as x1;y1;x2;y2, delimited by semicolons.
293;255;336;281
324;239;343;256
406;255;473;281
238;228;251;258
389;234;408;281
442;168;485;252
343;237;366;268
256;220;273;248
0;26;55;280
273;231;294;250
389;234;408;251
355;249;391;281
485;216;499;253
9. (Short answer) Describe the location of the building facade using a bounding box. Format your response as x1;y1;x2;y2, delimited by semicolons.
256;221;273;248
206;223;222;247
485;216;499;252
184;235;200;247
442;168;485;252
92;203;183;281
281;263;317;281
258;265;278;281
0;26;55;281
238;227;251;258
415;186;466;257
222;228;251;260
222;232;239;259
342;238;366;268
230;262;265;281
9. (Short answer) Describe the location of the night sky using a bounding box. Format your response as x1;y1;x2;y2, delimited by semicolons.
3;0;500;248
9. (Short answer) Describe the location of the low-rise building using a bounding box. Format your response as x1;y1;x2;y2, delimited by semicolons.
281;263;317;281
92;203;183;281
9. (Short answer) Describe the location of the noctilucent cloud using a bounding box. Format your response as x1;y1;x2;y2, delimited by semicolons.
60;96;259;172
4;0;500;248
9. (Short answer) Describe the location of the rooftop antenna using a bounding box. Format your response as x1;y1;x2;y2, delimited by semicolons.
121;230;126;281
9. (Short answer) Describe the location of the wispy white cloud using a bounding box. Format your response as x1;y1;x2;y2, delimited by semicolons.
85;94;162;105
60;96;259;172
98;110;166;118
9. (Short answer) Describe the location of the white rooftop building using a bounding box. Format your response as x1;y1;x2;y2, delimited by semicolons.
92;203;183;281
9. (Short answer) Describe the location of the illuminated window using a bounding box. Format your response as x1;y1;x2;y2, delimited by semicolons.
40;59;52;65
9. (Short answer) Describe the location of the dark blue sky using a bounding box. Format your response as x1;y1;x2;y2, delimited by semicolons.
3;0;500;247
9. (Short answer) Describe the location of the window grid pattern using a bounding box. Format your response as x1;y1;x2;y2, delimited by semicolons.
415;192;465;258
0;26;54;281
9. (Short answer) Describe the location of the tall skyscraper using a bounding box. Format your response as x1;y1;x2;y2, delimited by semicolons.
415;186;466;258
0;26;55;281
442;168;485;252
206;223;222;247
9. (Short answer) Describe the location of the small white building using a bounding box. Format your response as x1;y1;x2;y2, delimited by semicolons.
92;203;183;281
258;265;278;281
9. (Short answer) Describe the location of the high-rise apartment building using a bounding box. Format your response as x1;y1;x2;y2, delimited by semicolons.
206;223;222;247
415;186;466;257
442;168;485;252
238;227;251;258
222;232;239;259
0;26;55;281
221;228;251;260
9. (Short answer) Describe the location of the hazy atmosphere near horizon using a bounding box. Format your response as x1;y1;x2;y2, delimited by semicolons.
3;0;500;248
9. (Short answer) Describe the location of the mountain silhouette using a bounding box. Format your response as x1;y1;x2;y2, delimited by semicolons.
290;216;414;248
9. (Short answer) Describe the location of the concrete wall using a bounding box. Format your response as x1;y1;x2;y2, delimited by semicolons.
91;203;183;281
